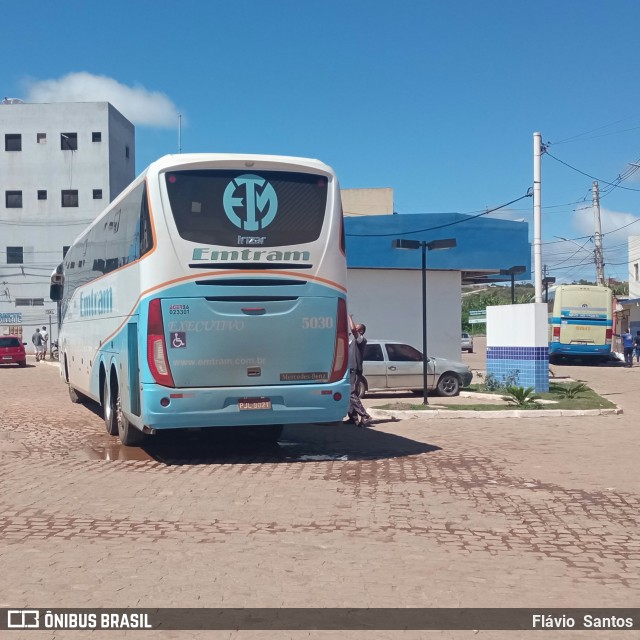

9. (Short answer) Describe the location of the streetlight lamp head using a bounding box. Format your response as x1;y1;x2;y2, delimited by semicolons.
391;239;421;250
500;265;526;276
426;238;457;251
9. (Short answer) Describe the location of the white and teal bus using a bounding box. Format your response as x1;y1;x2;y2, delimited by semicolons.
50;154;349;445
547;284;613;363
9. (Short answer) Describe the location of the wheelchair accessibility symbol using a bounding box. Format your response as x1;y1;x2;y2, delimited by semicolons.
171;332;187;348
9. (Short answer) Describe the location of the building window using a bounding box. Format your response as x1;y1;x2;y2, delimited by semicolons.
63;246;70;258
15;298;44;307
92;131;102;142
5;134;22;151
125;145;130;159
37;133;47;144
6;191;22;208
93;189;103;200
61;190;79;207
37;190;47;200
7;247;24;264
61;132;78;150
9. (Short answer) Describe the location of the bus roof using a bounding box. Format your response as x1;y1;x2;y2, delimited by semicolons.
147;153;335;175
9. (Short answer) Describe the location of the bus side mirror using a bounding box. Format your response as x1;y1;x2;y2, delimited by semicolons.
50;271;64;301
50;283;63;301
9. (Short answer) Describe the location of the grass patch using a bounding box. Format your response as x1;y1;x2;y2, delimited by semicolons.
372;382;617;412
535;384;617;410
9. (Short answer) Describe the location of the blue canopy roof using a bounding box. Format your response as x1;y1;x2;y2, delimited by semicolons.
344;213;531;280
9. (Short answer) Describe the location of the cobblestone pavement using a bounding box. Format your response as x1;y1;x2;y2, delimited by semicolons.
0;353;638;639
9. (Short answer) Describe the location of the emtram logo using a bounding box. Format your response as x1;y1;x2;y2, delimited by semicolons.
223;174;278;231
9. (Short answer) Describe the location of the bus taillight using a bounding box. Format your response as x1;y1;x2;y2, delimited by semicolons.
147;298;175;387
552;326;561;342
606;328;612;344
329;298;348;382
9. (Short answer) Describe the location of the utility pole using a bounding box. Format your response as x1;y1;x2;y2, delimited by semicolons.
592;181;605;286
533;133;543;302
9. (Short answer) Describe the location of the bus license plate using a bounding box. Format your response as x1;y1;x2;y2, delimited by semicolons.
238;397;272;411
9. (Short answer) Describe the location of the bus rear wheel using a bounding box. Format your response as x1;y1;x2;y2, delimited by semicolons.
103;376;119;436
116;395;144;447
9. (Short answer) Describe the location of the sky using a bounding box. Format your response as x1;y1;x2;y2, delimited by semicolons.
3;0;640;284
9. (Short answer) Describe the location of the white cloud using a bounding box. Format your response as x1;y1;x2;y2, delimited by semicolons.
23;72;180;128
572;205;640;246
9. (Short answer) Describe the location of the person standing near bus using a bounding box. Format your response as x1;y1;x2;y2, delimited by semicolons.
345;315;372;427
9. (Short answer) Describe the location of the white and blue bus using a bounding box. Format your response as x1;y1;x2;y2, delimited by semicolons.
50;154;349;445
547;284;613;363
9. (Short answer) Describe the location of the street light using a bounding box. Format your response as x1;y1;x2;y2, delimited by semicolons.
392;237;457;405
542;276;556;303
499;265;527;304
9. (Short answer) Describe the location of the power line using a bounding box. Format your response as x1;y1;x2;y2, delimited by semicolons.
548;112;640;145
544;151;640;192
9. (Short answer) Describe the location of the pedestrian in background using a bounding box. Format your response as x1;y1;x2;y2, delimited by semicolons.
41;326;49;360
31;328;44;362
634;331;640;364
615;329;634;367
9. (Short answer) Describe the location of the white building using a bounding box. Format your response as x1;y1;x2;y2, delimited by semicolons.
0;101;134;345
628;235;640;300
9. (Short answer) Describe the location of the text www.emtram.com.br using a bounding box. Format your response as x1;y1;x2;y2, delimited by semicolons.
173;357;266;366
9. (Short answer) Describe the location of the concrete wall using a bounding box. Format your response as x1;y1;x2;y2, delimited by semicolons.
107;103;136;200
486;303;549;392
342;188;394;216
628;235;640;299
346;268;462;362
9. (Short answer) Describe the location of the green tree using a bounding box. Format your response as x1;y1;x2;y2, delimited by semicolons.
461;286;534;333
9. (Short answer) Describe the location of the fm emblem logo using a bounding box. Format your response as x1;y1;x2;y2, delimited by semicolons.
223;174;278;231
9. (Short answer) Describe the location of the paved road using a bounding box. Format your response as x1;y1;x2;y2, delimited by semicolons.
0;352;638;639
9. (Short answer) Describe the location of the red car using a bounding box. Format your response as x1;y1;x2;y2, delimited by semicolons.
0;335;27;367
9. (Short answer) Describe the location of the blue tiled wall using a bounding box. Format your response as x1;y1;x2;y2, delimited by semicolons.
486;346;549;392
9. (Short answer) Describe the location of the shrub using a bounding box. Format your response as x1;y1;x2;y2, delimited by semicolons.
477;369;520;393
501;385;541;408
553;382;589;399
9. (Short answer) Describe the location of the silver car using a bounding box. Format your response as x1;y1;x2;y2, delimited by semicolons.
461;332;474;353
357;339;473;398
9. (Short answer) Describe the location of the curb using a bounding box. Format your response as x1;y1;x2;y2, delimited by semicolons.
368;407;623;420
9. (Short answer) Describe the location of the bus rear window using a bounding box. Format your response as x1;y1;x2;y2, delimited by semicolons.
165;170;328;247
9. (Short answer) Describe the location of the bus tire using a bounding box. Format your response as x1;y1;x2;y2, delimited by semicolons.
116;395;144;447
103;376;119;436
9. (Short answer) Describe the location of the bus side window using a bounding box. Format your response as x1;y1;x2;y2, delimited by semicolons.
140;185;153;257
547;290;555;314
